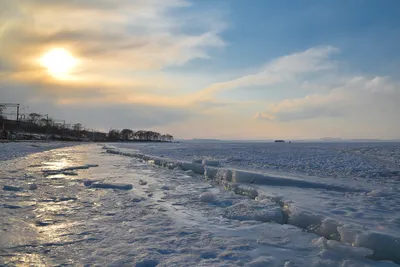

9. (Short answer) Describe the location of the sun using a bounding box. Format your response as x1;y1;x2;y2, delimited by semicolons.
40;48;78;78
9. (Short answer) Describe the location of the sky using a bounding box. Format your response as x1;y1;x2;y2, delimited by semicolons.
1;0;399;140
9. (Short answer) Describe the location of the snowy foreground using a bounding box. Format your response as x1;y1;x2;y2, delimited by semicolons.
1;142;400;266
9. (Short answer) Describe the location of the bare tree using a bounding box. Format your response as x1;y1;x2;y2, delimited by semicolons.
73;123;82;131
165;134;173;141
27;113;42;124
0;105;6;120
38;117;52;127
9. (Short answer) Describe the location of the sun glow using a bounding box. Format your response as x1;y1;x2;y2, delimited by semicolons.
40;48;78;78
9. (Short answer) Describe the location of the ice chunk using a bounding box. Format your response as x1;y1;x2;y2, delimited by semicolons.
83;179;96;187
180;162;205;175
86;164;99;168
199;192;216;202
165;162;179;170
287;208;322;230
313;237;374;259
204;166;218;179
216;169;232;182
89;183;133;190
63;165;90;171
367;189;391;197
28;183;38;190
62;164;98;172
318;219;340;240
148;158;162;166
326;240;373;258
202;158;220;167
354;232;400;264
192;159;203;164
232;170;264;183
337;225;361;244
3;185;24;192
224;183;258;199
224;199;284;223
312;237;327;247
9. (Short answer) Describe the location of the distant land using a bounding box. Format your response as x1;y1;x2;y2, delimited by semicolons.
177;138;400;143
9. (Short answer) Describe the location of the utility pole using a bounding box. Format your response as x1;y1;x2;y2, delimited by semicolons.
45;114;49;140
0;103;20;131
16;105;20;126
0;103;20;120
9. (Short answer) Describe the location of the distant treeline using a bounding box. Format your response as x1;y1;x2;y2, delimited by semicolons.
0;110;173;142
0;117;106;141
107;129;173;142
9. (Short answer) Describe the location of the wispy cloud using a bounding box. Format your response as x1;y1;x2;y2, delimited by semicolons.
255;76;399;122
196;46;339;98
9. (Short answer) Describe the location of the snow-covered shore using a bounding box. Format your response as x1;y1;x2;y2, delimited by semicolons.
1;143;399;266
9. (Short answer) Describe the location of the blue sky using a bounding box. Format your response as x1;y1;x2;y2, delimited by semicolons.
1;0;399;139
172;0;400;74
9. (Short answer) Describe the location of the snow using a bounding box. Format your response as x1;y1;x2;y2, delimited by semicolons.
313;237;374;258
107;142;400;265
248;256;275;267
1;142;400;266
223;199;284;223
112;142;400;181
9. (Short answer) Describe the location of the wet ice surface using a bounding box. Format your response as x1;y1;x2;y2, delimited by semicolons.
0;143;399;266
0;141;77;161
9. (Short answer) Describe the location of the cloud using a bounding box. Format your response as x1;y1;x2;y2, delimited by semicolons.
1;0;399;143
255;76;400;122
0;79;200;130
196;46;339;98
0;0;232;134
0;0;224;78
58;103;197;130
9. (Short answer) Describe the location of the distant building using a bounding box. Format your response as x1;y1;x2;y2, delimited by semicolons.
274;140;285;143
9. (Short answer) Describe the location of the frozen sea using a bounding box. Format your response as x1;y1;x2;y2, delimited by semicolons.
1;141;400;266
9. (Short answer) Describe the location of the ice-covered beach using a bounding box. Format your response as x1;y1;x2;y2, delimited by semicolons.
1;141;400;266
